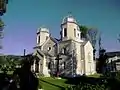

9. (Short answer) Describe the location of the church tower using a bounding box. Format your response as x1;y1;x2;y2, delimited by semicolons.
60;15;81;41
36;27;50;46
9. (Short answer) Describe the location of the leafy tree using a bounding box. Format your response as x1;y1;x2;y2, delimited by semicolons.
0;55;5;64
80;26;98;48
80;25;98;60
87;28;98;49
97;49;108;74
80;25;88;38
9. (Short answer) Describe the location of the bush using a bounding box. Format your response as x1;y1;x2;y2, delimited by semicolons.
74;82;108;90
39;83;43;89
115;72;120;81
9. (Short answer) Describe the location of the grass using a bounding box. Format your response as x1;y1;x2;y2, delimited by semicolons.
39;74;103;90
39;77;71;90
88;73;102;78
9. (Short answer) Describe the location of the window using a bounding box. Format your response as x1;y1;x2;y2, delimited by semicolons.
74;29;76;37
48;62;51;69
78;33;79;37
64;62;66;69
48;47;51;51
64;28;67;37
46;36;48;40
88;52;91;62
62;48;66;54
38;36;40;44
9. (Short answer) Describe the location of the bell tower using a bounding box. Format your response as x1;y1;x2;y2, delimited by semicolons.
36;27;49;46
60;14;81;41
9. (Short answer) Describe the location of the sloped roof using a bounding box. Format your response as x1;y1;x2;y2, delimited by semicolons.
81;40;88;46
49;36;59;43
41;36;58;47
106;51;120;57
43;52;53;57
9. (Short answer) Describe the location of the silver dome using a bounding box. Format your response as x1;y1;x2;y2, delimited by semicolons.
62;14;77;24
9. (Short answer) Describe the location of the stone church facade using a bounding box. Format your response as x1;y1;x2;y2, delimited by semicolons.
31;15;96;77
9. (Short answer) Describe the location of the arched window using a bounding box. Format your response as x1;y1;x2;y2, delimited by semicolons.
62;62;66;69
64;28;67;37
46;36;48;40
38;36;40;44
88;52;91;62
74;29;76;37
48;62;51;69
62;48;66;54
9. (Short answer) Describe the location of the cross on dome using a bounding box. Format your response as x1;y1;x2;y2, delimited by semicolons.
37;26;49;33
62;12;77;24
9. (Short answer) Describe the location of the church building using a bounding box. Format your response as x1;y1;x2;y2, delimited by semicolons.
31;15;96;77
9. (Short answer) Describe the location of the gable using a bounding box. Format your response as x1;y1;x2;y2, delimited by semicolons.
33;49;44;60
42;36;57;56
84;41;93;50
41;36;57;47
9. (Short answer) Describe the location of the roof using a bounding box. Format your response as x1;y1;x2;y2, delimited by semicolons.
62;14;77;24
81;41;88;46
43;52;53;57
37;27;49;34
106;51;120;57
41;36;58;47
50;36;59;43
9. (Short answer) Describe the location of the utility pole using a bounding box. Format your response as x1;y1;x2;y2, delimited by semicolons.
24;49;26;56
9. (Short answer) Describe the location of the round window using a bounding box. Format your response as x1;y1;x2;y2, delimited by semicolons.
48;47;51;51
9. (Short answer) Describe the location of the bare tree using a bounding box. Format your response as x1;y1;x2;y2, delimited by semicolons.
87;28;98;49
87;28;99;60
117;34;120;43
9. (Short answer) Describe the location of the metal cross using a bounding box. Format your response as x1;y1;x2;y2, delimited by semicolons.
55;54;62;77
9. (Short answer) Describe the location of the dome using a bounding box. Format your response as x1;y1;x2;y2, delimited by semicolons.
62;14;77;24
37;26;49;33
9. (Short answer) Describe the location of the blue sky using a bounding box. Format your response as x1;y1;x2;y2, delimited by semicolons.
1;0;120;55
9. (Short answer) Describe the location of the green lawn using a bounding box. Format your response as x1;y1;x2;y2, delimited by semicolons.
88;73;102;78
39;77;71;90
39;74;103;90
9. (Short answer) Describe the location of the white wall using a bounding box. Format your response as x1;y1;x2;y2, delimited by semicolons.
84;41;96;75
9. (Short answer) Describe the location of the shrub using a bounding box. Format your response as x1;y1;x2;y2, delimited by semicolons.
39;84;43;89
74;82;107;90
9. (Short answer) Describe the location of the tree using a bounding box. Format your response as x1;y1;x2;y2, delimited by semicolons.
0;55;5;64
97;49;108;74
87;28;98;49
80;25;88;38
80;26;98;48
80;25;99;60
